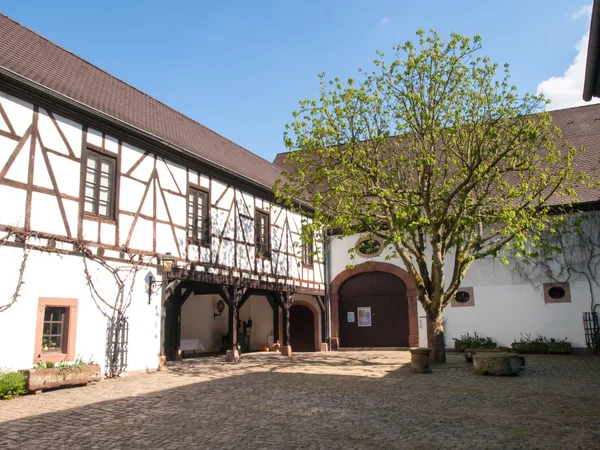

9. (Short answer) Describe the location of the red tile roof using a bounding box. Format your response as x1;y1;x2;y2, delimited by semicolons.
274;104;600;205
0;14;282;189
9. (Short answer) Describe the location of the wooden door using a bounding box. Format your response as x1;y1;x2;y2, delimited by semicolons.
290;305;315;352
338;272;409;347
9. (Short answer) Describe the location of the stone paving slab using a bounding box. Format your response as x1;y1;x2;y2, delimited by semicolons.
0;351;599;449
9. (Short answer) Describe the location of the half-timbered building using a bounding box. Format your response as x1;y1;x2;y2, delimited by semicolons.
0;14;325;374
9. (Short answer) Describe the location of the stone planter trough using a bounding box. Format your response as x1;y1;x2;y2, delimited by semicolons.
473;353;520;376
24;364;101;394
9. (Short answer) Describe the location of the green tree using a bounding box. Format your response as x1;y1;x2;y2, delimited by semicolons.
275;30;579;363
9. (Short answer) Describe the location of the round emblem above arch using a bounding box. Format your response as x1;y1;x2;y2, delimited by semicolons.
354;236;384;258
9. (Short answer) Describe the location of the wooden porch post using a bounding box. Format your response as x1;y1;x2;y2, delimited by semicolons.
266;293;280;346
280;291;294;355
282;304;290;346
220;285;246;362
227;286;238;351
273;303;280;345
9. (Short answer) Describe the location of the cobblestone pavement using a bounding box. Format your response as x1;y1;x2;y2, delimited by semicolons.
1;351;599;449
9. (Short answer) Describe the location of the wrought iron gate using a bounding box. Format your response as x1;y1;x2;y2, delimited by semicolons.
583;312;599;352
106;315;129;377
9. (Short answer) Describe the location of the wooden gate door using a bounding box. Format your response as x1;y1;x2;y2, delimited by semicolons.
338;272;409;347
290;305;315;352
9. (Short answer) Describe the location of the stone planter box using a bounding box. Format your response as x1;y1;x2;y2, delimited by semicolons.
546;342;572;354
454;341;496;353
24;364;101;393
511;342;572;354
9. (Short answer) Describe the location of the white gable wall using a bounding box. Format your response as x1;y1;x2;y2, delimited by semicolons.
330;234;594;349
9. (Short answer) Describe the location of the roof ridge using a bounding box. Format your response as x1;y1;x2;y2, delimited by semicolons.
0;13;281;173
548;101;600;113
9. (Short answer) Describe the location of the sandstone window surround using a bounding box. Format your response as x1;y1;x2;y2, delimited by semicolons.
451;287;475;307
34;298;78;363
543;283;571;304
354;236;384;259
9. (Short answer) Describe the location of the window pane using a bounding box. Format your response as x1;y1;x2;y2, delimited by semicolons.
101;159;112;174
50;336;61;350
85;184;96;199
86;168;97;183
196;219;203;239
84;199;96;213
51;322;61;335
99;187;110;202
98;203;109;216
87;155;98;170
100;173;111;188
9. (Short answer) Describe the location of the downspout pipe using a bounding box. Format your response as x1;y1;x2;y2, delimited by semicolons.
323;229;332;350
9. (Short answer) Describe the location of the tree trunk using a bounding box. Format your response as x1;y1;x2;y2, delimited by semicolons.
426;310;446;364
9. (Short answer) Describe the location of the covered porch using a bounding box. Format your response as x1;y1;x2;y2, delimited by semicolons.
161;267;326;361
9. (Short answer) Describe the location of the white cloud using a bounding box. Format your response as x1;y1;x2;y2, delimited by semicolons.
572;4;593;19
381;17;389;25
537;5;600;110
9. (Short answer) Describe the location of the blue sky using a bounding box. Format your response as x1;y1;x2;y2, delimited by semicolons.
1;1;596;162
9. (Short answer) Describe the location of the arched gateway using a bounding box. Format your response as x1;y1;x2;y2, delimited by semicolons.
330;262;419;348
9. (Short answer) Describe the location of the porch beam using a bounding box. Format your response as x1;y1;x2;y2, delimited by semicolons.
178;286;194;306
237;289;253;312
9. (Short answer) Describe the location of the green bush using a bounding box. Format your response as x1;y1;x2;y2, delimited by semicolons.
0;370;27;399
453;331;497;352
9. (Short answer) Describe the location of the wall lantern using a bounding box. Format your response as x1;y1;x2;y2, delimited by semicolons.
147;252;176;305
161;252;175;275
214;299;226;319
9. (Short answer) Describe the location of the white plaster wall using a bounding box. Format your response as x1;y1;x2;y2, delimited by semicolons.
0;247;162;373
330;234;592;349
239;296;273;351
0;87;325;375
180;294;228;352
